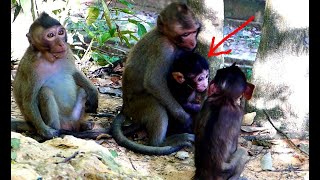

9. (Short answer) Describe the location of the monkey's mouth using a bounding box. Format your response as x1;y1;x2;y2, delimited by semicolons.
183;44;197;51
52;50;67;54
52;50;67;58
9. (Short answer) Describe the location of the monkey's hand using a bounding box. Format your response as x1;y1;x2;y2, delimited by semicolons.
183;102;201;114
85;89;98;113
174;109;192;128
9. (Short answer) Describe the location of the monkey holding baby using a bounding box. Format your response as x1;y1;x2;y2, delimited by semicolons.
193;63;255;180
12;12;99;139
111;2;202;155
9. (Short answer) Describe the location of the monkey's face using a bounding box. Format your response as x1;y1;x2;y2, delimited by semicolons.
190;69;209;92
42;25;68;58
28;25;68;60
173;24;200;51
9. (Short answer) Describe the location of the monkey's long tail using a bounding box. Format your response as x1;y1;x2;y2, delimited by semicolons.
11;117;34;132
111;112;190;155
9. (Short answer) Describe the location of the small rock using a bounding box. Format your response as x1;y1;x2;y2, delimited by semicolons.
260;152;275;171
175;151;189;160
242;112;256;125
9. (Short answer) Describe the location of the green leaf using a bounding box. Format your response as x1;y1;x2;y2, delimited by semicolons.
83;26;96;38
11;138;20;150
245;68;253;80
129;34;139;41
86;7;100;25
20;0;31;14
91;51;101;62
109;149;118;158
137;23;147;38
101;0;112;29
104;55;120;63
118;8;134;15
91;52;108;66
120;30;136;34
100;32;111;43
52;9;62;15
11;151;17;161
118;0;133;8
120;35;131;47
128;18;139;25
88;31;95;38
109;28;116;37
92;51;120;66
12;4;22;22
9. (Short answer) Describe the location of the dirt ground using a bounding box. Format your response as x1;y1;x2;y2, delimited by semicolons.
11;90;309;180
10;2;309;179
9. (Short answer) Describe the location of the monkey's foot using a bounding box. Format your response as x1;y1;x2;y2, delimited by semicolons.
80;119;95;131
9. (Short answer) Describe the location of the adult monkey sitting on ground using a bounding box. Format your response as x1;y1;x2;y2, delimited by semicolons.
12;12;99;139
112;2;201;155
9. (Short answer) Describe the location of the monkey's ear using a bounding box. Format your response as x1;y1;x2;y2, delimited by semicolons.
243;82;255;100
172;72;185;84
26;33;32;44
208;82;219;96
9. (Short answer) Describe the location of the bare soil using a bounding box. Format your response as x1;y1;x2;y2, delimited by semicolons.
11;91;309;180
11;3;309;179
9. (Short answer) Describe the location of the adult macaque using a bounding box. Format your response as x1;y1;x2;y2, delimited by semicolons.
167;52;209;134
12;12;99;139
111;2;201;155
194;63;255;180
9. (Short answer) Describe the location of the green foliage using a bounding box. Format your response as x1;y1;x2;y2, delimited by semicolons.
11;138;21;161
118;0;134;8
86;7;100;25
11;0;152;67
244;68;253;80
66;0;151;66
11;0;24;22
92;51;120;66
109;149;119;158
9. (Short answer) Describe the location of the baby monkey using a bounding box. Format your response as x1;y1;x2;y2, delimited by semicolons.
167;52;209;134
194;63;255;180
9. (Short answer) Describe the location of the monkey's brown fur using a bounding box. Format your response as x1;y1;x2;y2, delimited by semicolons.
12;12;98;139
194;64;254;179
111;2;201;155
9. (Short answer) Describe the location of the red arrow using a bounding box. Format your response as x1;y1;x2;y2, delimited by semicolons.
208;16;255;57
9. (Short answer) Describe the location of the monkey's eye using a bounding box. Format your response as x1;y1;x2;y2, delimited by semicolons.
47;32;55;38
198;77;204;82
58;29;64;35
181;32;191;37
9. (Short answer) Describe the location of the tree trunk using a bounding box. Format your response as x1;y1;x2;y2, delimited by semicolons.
187;0;225;78
248;0;309;138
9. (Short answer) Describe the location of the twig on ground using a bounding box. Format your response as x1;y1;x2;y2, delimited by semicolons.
55;151;80;164
263;110;309;156
129;157;137;171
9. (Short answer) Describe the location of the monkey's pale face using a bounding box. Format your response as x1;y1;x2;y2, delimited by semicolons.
43;25;68;55
192;69;209;92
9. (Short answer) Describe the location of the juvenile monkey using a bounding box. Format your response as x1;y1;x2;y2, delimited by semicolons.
12;12;99;139
111;2;201;155
167;52;209;134
194;63;255;180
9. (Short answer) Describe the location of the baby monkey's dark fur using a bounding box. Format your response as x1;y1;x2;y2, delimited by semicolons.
194;63;255;180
